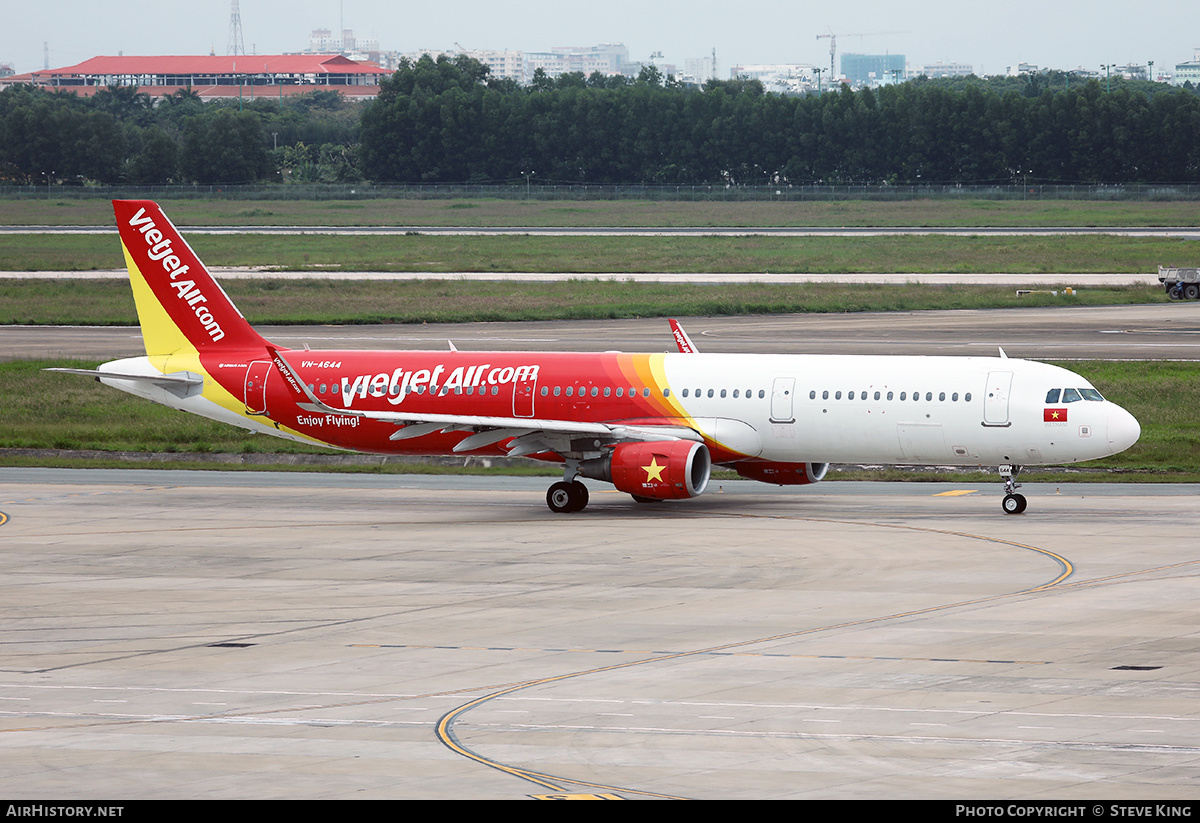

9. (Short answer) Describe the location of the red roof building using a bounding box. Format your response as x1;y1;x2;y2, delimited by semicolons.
2;54;389;101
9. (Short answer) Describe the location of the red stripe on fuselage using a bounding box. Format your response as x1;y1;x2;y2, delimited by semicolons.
200;350;689;455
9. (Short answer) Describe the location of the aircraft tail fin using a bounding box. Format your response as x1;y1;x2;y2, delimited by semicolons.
112;200;269;356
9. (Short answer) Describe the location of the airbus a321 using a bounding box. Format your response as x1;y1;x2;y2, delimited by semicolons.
51;200;1141;515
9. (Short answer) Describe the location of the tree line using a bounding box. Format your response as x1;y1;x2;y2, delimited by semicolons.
3;54;1199;187
0;84;362;186
361;56;1200;185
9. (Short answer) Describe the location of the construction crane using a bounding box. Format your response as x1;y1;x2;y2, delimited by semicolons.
816;29;909;80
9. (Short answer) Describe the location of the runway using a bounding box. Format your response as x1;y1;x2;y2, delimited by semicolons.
1;469;1198;799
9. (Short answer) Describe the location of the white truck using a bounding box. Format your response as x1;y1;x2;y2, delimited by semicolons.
1159;266;1200;300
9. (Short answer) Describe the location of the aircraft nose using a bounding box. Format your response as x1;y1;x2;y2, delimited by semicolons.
1107;404;1141;454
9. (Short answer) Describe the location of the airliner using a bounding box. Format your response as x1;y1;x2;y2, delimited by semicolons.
50;200;1141;515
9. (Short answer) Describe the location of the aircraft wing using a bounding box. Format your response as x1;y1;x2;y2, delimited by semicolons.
269;348;701;458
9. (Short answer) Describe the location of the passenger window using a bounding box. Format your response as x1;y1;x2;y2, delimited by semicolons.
682;388;688;398
758;390;765;398
1045;389;1061;403
939;392;945;401
835;391;842;400
900;392;906;400
643;388;650;397
708;389;714;398
809;390;815;399
887;391;893;400
874;391;881;400
848;391;855;400
822;390;829;400
1062;388;1082;403
965;392;972;402
720;389;727;398
952;392;958;401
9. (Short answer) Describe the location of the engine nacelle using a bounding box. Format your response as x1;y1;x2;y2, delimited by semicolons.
580;441;711;500
734;461;829;485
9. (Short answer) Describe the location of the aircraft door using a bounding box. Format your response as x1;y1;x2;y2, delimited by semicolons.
770;376;796;423
983;371;1013;426
244;360;273;415
512;371;536;418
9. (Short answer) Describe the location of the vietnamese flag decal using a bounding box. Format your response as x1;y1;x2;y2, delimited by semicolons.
1044;408;1068;422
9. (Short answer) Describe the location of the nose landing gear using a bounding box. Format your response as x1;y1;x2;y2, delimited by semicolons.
1000;464;1027;514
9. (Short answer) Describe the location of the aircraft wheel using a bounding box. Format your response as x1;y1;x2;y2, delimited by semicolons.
631;494;663;504
1002;493;1027;515
547;482;575;513
569;481;589;512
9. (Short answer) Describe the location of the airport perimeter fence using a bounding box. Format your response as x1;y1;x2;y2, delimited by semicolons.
5;182;1200;202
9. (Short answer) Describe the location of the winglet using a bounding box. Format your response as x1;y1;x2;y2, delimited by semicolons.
669;319;698;354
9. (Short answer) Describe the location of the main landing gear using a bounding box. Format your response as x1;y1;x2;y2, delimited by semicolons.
999;464;1027;515
547;480;589;513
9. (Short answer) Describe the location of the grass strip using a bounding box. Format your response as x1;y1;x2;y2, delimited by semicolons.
0;279;1167;327
2;233;1196;275
6;197;1200;228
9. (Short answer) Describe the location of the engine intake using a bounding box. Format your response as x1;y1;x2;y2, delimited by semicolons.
581;441;711;500
734;461;829;485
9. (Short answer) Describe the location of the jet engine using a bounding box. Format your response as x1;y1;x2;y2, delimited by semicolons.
580;441;711;500
734;461;829;485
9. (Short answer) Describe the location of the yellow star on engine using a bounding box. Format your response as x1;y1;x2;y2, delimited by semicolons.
643;457;666;483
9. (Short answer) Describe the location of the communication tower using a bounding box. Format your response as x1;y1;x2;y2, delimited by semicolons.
227;0;246;56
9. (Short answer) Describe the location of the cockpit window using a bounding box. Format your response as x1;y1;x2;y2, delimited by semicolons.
1045;389;1061;404
1080;388;1104;401
1062;388;1082;403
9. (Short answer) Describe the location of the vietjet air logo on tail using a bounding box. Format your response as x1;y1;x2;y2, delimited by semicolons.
126;207;225;342
112;200;267;353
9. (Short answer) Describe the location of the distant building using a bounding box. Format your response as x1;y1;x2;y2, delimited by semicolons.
1;54;388;100
730;64;816;93
397;48;527;84
911;61;974;79
524;44;636;79
841;53;905;88
0;63;14;79
1175;50;1200;86
1006;63;1039;76
683;56;717;84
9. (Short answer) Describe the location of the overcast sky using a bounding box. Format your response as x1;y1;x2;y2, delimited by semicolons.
4;0;1198;79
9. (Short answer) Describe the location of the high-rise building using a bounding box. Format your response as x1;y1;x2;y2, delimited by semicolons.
841;53;906;87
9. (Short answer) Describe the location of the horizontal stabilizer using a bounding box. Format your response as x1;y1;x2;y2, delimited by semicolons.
44;368;204;399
